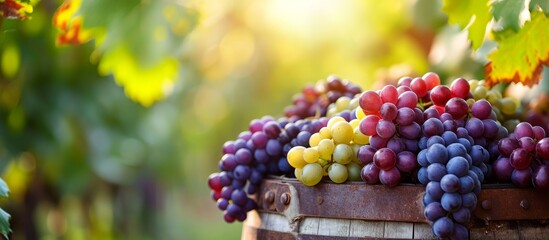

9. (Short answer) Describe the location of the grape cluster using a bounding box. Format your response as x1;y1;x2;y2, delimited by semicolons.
357;73;442;187
208;116;327;222
284;76;361;121
493;122;549;189
288;116;367;186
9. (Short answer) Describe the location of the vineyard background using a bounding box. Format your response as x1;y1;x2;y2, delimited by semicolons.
0;0;547;239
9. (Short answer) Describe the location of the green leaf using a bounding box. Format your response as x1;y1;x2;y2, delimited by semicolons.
530;0;549;15
0;208;10;239
442;0;492;50
0;178;8;198
492;0;526;32
486;11;549;86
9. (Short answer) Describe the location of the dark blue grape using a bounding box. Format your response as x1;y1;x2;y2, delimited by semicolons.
447;156;469;177
427;163;447;181
426;181;444;200
231;189;248;206
424;202;447;222
440;174;460;193
427;136;445;148
217;198;229;210
433;217;454;238
441;192;462;212
452;207;471;224
427;143;448;165
442;131;458;146
447;143;468;158
266;139;282;156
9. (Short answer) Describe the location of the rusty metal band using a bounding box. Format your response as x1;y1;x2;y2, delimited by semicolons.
256;177;549;223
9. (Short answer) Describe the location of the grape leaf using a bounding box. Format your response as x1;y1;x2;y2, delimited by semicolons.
53;0;92;45
442;0;491;50
485;11;549;87
0;178;8;198
530;0;549;15
492;0;526;32
0;0;33;20
0;208;9;239
53;0;197;106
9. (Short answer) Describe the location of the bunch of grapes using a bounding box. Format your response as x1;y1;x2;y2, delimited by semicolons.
207;116;327;222
493;122;549;189
356;73;442;187
287;116;367;186
284;76;362;121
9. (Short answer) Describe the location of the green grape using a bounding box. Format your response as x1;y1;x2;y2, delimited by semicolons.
335;96;351;112
317;139;335;159
355;106;366;120
287;146;307;168
473;86;487;100
346;162;362;181
303;147;320;163
328;163;348;183
353;127;370;144
468;79;479;91
302;163;323;186
351;144;361;163
319;127;332;139
327;116;346;129
295;168;303;182
331;121;353;144
486;90;502;104
499;98;517;115
333;143;353;164
309;133;322;147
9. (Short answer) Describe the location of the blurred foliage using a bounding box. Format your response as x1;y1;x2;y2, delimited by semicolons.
2;0;542;239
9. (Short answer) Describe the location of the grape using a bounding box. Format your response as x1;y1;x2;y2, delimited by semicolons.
387;137;405;154
471;99;492;120
398;76;413;87
357;145;376;164
302;163;324;186
427;143;448;165
447;143;468;158
441;192;462;212
359;115;380;136
423;72;440;90
379;167;401;187
440;174;460;193
331;121;354;144
465;118;484;138
498;137;520;157
519;137;536;152
347;162;363;181
433;217;454;238
231;189;248;206
398;122;421;139
397;91;418;109
450;78;470;99
445;98;468;119
395;107;415;125
424;202;447;222
533;126;546;140
373;148;397;170
431;85;452;106
370;135;389;149
423;107;440;120
426;136;445;148
333;144;353;164
380;102;398;121
451;223;469;240
380;85;399;104
317;139;335;160
426;181;444;200
361;163;380;184
537;138;549;160
509;148;532;170
328;163;349;183
482;119;499;139
360;91;382;114
303;147;320;164
461;192;477;211
233;165;251;180
411;77;428;97
417;149;429;167
287;146;307;168
515;122;534;139
396;151;417;173
452;208;471;224
376;120;396;138
459;175;475;193
423;118;444;137
442;131;458;145
533;165;549;190
511;168;533;187
427;163;447;182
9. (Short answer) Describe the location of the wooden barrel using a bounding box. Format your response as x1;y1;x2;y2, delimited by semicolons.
241;178;549;239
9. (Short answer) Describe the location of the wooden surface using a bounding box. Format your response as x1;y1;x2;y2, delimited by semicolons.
243;211;549;239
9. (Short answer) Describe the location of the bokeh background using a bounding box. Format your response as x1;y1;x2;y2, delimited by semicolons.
0;0;506;239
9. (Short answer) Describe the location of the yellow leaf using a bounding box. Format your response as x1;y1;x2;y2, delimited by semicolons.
53;0;93;45
0;0;33;20
98;46;178;106
485;11;549;87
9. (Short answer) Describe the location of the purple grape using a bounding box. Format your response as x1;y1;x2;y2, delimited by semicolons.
370;135;389;149
424;202;447;222
459;175;475;194
447;156;469;177
231;189;248;206
221;154;238;171
426;181;444;200
379;167;401;187
471;99;492;119
223;141;237;154
395;107;415;125
423;118;444;137
396;151;417;173
509;148;532;170
217;198;229;210
514;122;534;139
442;131;458;146
452;207;471;224
380;102;398;121
233;165;251;181
533;165;549;190
519;137;536;152
461;192;477;211
445;98;468;119
399;122;421;139
511;168;533;187
441;192;462;212
426;143;448;165
451;223;469;240
498;137;520;157
235;148;253;165
537;138;549;160
433;217;454;238
427;163;447;182
533;126;546;140
263;121;282;138
361;163;380;184
373;148;397;170
226;203;242;217
376;120;396;138
482;119;499;139
254;149;269;164
440;174;460;193
465;117;484;138
443;119;458;132
427;136;445;148
387;137;405;154
358;145;377;165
